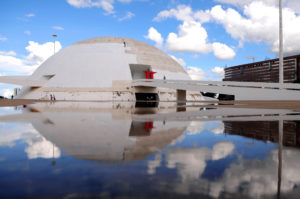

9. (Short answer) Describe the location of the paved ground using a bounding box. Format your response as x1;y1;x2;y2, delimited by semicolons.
1;99;300;110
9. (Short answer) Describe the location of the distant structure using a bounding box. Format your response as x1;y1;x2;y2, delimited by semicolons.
224;54;300;83
224;121;300;148
0;37;202;101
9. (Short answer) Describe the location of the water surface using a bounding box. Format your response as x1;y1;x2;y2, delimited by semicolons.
0;102;300;198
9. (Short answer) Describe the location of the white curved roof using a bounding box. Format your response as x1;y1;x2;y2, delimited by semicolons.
28;37;190;88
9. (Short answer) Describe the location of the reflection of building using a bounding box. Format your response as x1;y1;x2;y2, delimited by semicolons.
224;54;300;83
27;102;189;162
224;121;300;147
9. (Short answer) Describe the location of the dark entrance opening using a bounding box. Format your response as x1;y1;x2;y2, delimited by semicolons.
135;93;159;108
135;93;159;101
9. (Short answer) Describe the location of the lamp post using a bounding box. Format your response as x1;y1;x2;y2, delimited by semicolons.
279;0;283;84
52;34;57;55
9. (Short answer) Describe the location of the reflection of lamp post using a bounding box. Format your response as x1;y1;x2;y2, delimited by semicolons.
52;34;57;55
277;120;283;198
51;143;56;167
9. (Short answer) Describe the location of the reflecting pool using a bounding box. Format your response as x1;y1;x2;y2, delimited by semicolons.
0;101;300;198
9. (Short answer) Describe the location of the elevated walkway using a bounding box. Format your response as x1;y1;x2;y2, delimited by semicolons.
133;79;300;100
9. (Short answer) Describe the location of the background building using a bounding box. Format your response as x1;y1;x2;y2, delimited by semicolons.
224;54;300;83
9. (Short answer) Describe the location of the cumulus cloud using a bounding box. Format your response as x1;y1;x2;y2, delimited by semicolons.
187;66;205;80
154;1;300;58
211;66;225;79
212;42;235;60
118;11;135;21
67;0;115;14
0;41;62;75
154;5;194;22
209;2;300;55
25;41;62;66
145;27;164;48
166;21;212;53
170;55;186;66
153;5;236;59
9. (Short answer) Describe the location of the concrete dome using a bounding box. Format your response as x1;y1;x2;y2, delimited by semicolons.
28;37;189;88
17;37;202;101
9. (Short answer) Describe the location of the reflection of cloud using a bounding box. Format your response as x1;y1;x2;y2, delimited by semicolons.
152;145;300;198
25;136;61;159
210;123;224;134
0;123;34;147
147;154;162;175
0;122;61;159
186;121;205;135
165;148;211;181
212;142;234;160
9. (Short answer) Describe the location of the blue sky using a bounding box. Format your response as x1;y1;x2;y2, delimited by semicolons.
1;0;300;97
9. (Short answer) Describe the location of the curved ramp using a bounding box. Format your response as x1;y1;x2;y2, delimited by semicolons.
133;79;300;100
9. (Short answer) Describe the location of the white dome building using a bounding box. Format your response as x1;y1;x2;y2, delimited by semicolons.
13;37;202;101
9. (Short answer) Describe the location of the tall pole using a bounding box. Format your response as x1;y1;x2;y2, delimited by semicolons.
279;0;284;83
52;34;57;55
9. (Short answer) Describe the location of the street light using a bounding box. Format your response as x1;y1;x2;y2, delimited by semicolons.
52;34;57;55
279;0;283;84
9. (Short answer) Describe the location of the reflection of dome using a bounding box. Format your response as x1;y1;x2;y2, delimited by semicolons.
27;102;189;162
18;37;202;101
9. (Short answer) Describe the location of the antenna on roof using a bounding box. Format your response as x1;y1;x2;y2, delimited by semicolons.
246;56;256;63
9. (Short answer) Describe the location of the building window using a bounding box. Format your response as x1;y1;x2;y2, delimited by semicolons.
268;61;272;71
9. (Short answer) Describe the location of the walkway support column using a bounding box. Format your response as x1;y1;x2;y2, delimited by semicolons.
176;90;186;112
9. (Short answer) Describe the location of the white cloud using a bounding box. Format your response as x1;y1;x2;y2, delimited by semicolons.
154;5;236;60
0;34;7;42
24;41;62;66
212;42;235;60
24;30;31;35
0;54;37;75
211;66;225;78
170;55;186;66
0;51;16;56
0;41;62;75
67;0;115;14
187;66;205;80
145;27;164;48
118;11;135;21
209;2;300;55
52;26;64;30
154;5;194;22
166;21;212;53
1;89;13;98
